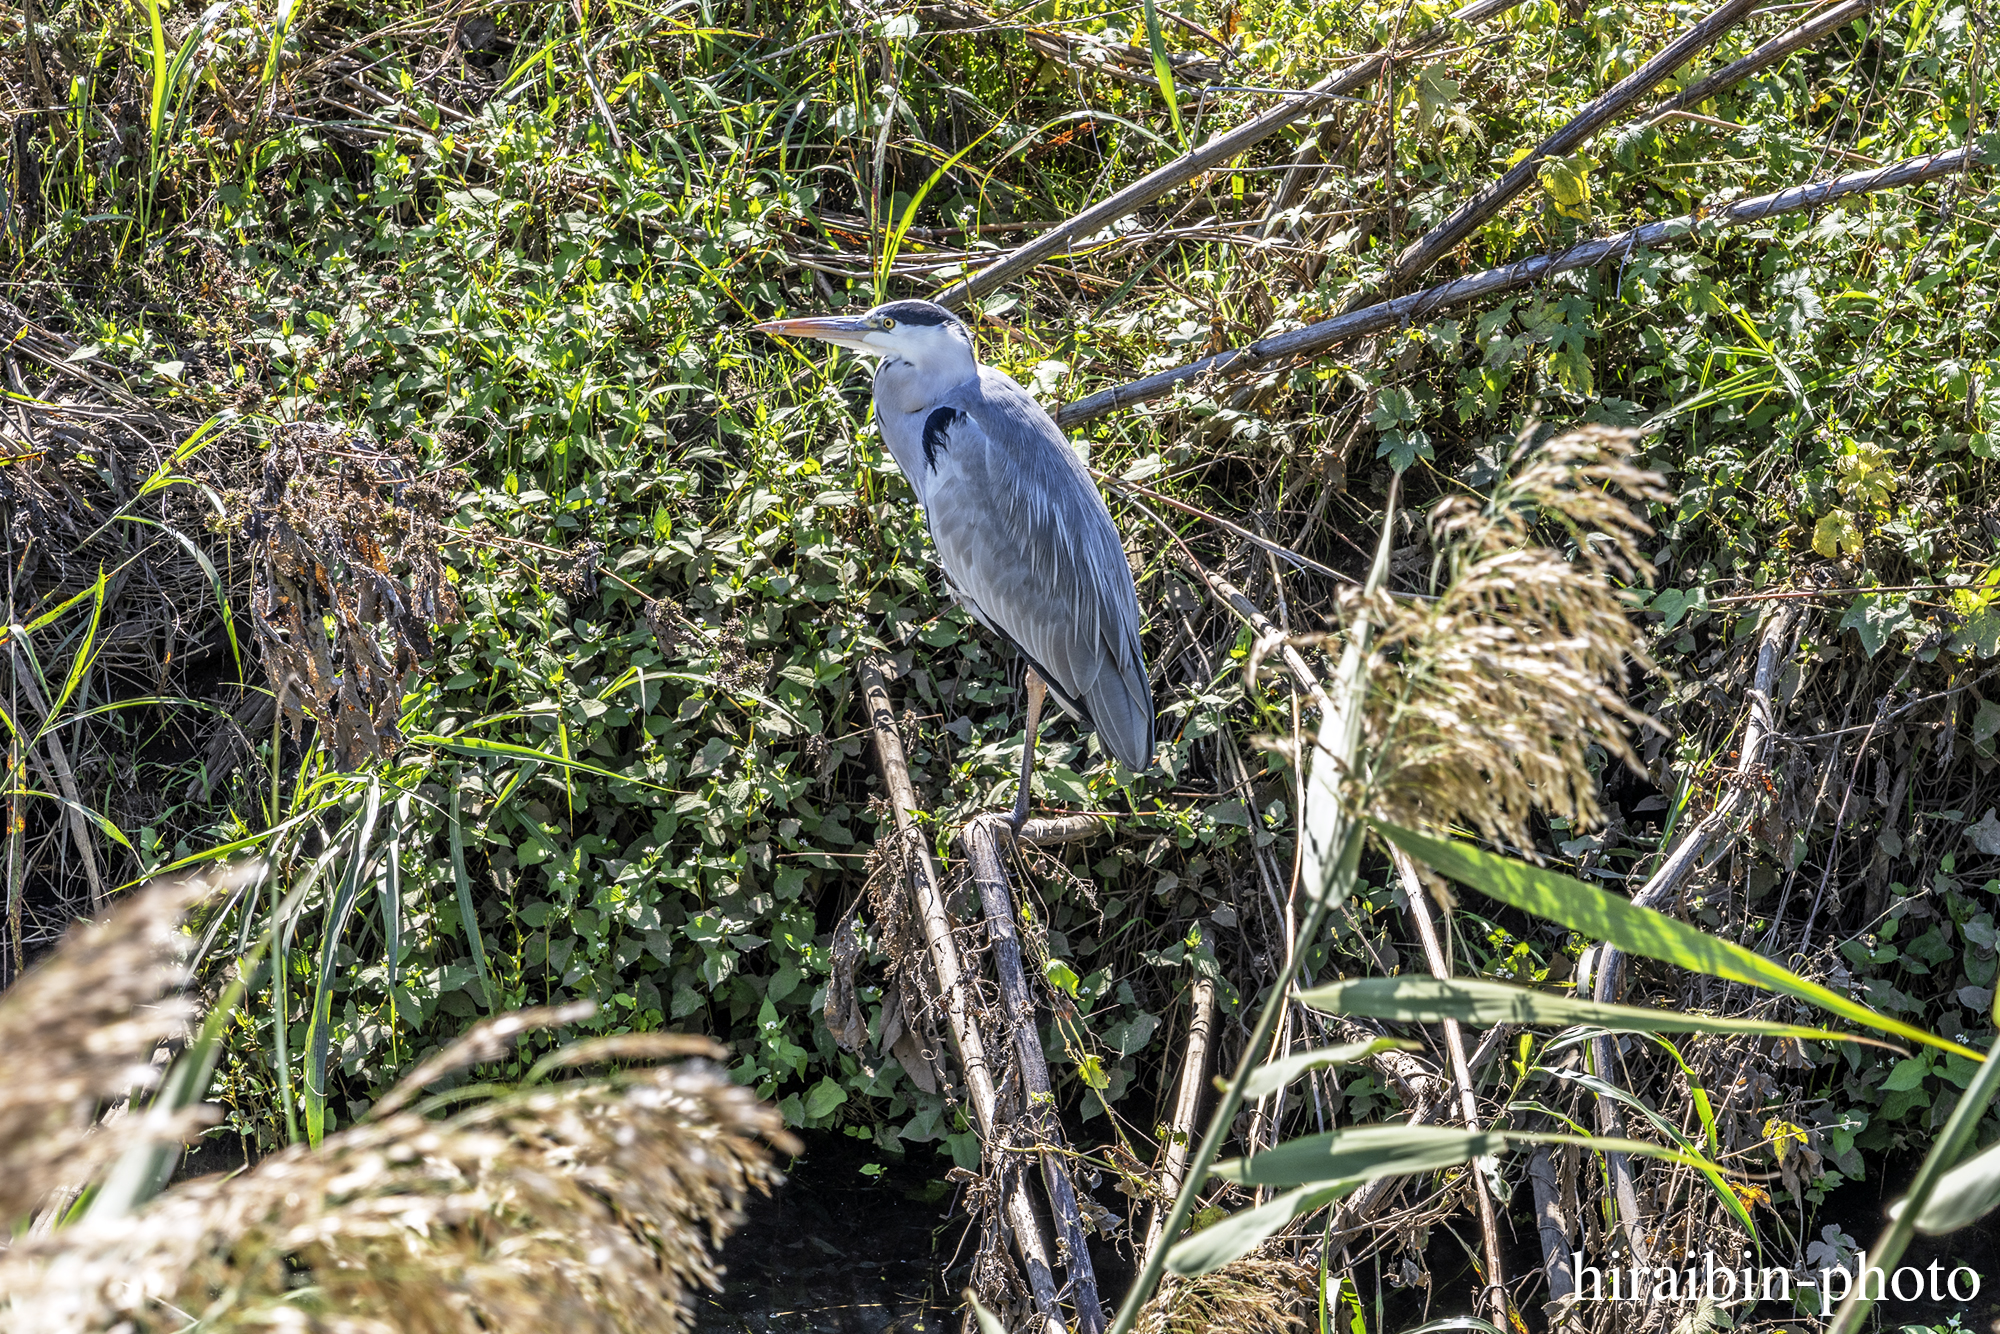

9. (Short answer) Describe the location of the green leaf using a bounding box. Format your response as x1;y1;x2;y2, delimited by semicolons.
1838;590;1914;658
1812;510;1864;558
1880;1055;1932;1091
804;1077;848;1119
1165;1179;1361;1276
1894;1138;2000;1233
1211;1124;1720;1189
1298;975;1883;1047
1140;0;1183;143
1242;1037;1416;1101
1371;821;1983;1061
1650;585;1709;631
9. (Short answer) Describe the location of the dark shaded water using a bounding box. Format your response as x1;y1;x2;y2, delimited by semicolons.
691;1131;967;1334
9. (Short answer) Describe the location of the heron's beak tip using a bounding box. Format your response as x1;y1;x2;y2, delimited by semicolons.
753;314;870;345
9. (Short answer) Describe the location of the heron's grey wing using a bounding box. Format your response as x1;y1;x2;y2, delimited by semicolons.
916;370;1155;772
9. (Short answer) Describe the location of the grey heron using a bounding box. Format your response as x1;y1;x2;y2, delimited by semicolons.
755;298;1155;827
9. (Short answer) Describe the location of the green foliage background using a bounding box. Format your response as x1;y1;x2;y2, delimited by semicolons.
5;0;2000;1285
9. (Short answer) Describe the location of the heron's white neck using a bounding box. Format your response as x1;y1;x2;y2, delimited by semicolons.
871;339;978;417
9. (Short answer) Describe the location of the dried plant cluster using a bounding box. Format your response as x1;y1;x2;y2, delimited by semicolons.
0;871;214;1223
1361;425;1671;848
0;879;795;1334
240;424;465;768
1134;1253;1317;1334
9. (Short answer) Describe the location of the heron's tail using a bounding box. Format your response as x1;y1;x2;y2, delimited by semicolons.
1082;637;1155;773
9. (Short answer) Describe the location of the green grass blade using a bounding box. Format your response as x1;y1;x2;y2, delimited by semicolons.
1373;821;1983;1061
303;779;380;1147
1211;1124;1726;1189
1140;0;1184;143
1243;1038;1417;1101
1898;1137;2000;1233
411;733;676;794
1299;974;1898;1048
36;567;108;739
449;773;494;1010
1166;1179;1362;1276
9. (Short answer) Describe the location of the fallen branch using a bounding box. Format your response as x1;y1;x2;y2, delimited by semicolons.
1383;0;1763;287
1141;975;1215;1263
961;813;1107;1334
1526;1140;1576;1309
932;0;1527;308
1585;606;1797;1273
1653;0;1881;116
856;660;1066;1327
1056;143;1989;427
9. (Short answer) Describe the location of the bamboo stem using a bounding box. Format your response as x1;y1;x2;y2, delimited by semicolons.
1142;974;1215;1262
963;813;1107;1334
856;660;1065;1328
1057;143;1989;427
1390;845;1508;1326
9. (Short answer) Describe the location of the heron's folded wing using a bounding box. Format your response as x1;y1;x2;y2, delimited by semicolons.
920;376;1156;771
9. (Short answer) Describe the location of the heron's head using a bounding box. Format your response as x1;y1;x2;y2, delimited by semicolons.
755;299;975;376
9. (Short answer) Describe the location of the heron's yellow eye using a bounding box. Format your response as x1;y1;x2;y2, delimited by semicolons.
880;316;896;330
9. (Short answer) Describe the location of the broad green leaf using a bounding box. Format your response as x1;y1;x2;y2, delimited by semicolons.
1164;1179;1361;1276
1893;1138;2000;1234
1242;1037;1416;1101
1299;975;1889;1047
1372;822;1983;1062
1813;509;1864;558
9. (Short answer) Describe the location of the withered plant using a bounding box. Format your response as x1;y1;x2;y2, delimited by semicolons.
0;871;796;1334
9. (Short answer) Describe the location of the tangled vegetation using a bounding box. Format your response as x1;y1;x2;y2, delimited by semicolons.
3;0;2000;1327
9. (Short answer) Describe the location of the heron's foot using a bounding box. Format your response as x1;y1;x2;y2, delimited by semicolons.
1007;789;1030;831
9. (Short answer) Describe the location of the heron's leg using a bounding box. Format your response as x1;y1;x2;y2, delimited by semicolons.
1009;669;1047;830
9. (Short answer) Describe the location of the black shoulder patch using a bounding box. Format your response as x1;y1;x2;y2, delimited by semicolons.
922;406;960;472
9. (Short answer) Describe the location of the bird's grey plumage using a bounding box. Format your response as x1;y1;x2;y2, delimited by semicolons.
857;306;1154;772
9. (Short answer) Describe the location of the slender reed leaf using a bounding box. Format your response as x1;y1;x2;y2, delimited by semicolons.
1373;821;1982;1060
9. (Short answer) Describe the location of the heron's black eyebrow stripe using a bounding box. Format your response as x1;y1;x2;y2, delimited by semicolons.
922;406;960;472
875;299;959;327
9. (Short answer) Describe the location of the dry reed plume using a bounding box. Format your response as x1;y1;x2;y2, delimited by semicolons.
1353;424;1668;846
0;876;797;1334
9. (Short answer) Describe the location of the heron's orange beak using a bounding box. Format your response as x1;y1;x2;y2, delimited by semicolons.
753;314;874;350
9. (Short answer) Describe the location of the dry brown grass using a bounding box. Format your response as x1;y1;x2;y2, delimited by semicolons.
1362;424;1668;847
0;875;797;1334
1135;1252;1316;1334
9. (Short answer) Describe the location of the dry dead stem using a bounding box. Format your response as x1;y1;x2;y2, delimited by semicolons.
0;877;797;1334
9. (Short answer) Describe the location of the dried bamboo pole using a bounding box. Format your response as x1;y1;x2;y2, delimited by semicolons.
931;0;1528;308
1389;845;1507;1326
1527;1141;1576;1307
1586;607;1797;1273
1142;975;1215;1262
962;813;1107;1334
857;660;1066;1327
1383;0;1764;287
1654;0;1880;116
1057;143;1989;427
